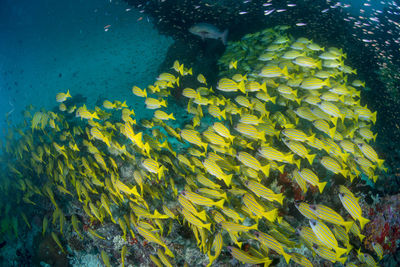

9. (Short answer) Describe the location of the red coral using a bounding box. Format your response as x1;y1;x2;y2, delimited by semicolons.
363;194;400;254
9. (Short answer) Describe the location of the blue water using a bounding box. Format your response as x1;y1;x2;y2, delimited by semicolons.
0;0;172;136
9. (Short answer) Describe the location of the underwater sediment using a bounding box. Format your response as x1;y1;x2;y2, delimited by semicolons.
0;26;395;266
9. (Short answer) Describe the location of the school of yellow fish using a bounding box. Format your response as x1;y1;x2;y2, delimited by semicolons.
0;26;386;266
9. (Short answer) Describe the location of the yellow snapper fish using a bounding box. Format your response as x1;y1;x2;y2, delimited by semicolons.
298;168;327;193
355;141;384;168
313;244;347;264
212;122;235;143
181;207;211;231
309;219;347;257
157;249;173;267
217;78;245;93
203;157;232;186
281;128;315;143
372;242;383;260
245;180;284;205
197;74;207;84
145;98;167;109
338;190;370;230
154;110;175;121
320;156;349;177
227;246;272;266
180;129;208;151
207;232;223;267
178;194;207;222
243;193;278;222
181;191;225;209
229;60;237;69
132;86;147;98
254;231;292;264
220;221;257;233
236;151;270;177
309;204;354;232
300;77;331;90
136;226;174;257
293;56;322;69
259;65;290;78
56;90;72;103
295;202;319;220
76;106;100;120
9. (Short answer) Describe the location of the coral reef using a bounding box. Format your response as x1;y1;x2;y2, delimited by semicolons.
364;194;400;254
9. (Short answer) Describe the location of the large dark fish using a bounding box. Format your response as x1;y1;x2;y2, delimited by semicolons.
189;23;228;45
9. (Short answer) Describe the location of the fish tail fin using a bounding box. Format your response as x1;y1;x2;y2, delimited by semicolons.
92;112;100;120
373;132;377;142
345;243;353;254
377;159;384;168
324;78;331;87
282;252;292;264
261;82;267;93
294;159;301;169
308;133;315;143
66;90;71;98
372;111;377;124
338;256;347;264
317;60;322;70
343;220;354;233
205;223;211;232
359;216;370;230
197;210;207;222
317;181;327;193
276;193;284;205
335;247;347;258
202;142;208;153
306;153;316;165
341;169;349;178
285;153;294;163
329;126;336;138
238;80;246;94
161;99;167;107
331;117;338;126
250;223;259;230
165;247;174;258
221;29;229;45
215;199;225;209
265;208;278;222
223;174;233;186
220;109;226;120
277;164;285;174
176;77;180;87
261;164;270;177
282;65;289;77
359;233;366;241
